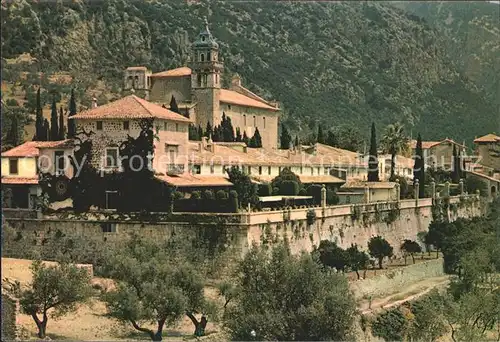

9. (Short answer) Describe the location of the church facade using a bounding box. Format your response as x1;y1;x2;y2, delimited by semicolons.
123;20;280;149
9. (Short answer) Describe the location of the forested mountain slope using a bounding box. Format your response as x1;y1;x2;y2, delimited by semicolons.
1;0;498;145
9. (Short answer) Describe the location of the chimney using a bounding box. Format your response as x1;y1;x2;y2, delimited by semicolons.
231;73;242;89
92;97;98;108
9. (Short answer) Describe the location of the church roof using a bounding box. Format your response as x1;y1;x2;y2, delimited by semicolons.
219;89;279;111
151;67;192;78
474;133;500;143
70;95;191;123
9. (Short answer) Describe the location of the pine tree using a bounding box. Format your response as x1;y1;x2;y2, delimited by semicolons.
5;115;20;147
326;130;338;147
317;125;325;144
294;135;300;149
169;95;180;114
205;121;213;138
34;87;43;141
67;88;77;138
242;131;249;145
280;123;292;149
367;122;379;182
413;133;425;198
235;127;242;142
249;127;262;148
50;96;59;141
43;119;50;141
58;107;65;140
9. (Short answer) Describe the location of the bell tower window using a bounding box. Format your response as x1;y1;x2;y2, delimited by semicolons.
197;74;201;86
201;36;206;42
208;52;211;61
200;53;205;62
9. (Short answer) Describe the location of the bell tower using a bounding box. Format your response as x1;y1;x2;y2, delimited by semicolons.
189;18;223;130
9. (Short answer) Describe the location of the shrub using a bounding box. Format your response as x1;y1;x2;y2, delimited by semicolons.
173;191;184;200
280;180;299;196
326;188;339;205
272;187;280;195
202;190;214;200
258;183;272;196
307;184;322;204
465;176;487;196
371;308;409;342
298;188;307;196
191;191;201;199
229;190;238;199
216;190;228;200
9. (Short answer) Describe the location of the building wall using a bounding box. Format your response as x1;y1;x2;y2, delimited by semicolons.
149;76;192;104
75;119;189;173
193;88;220;132
1;157;37;178
476;143;500;171
424;143;464;169
5;195;481;260
220;103;279;149
38;147;74;178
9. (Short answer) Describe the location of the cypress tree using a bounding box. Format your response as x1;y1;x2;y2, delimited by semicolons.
67;88;77;138
5;115;20;147
235;127;242;142
317;125;325;144
367;122;379;182
197;125;203;139
451;145;460;183
58;107;65;140
34;87;43;141
43;119;50;141
413;133;425;198
169;95;180;114
249;128;262;148
50;96;59;140
295;135;300;149
326;130;338;147
280;123;292;149
205;121;213;138
188;124;200;141
242;131;249;145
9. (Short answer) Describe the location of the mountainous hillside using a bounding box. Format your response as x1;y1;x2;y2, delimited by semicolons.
1;0;498;145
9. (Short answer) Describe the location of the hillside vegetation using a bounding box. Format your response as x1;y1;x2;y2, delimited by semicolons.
1;0;498;145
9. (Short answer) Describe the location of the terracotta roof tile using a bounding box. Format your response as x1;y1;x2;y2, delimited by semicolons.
252;175;345;184
1;140;73;158
341;181;396;189
409;139;465;149
70;95;191;122
219;89;279;111
151;67;192;78
156;174;232;187
1;176;39;185
474;133;500;143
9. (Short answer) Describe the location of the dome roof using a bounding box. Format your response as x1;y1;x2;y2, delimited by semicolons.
193;17;219;49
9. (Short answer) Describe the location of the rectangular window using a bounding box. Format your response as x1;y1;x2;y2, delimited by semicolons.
248;166;252;174
253;116;256;126
123;121;129;130
54;151;65;175
175;123;179;132
192;165;201;174
259;166;262;175
164;122;168;130
210;164;215;174
317;167;320;175
268;166;271;175
105;148;119;168
300;166;303;174
100;222;116;233
263;117;266;128
97;121;103;130
9;159;18;175
311;167;314;176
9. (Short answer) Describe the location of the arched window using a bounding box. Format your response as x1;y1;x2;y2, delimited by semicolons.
263;117;266;128
244;115;247;126
197;74;201;86
208;52;211;61
201;53;205;62
253;116;256;126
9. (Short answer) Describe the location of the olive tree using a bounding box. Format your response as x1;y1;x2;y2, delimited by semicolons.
400;239;422;264
5;260;92;338
223;242;357;340
102;235;212;341
368;236;393;269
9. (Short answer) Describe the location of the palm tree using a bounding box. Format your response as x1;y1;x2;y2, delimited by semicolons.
381;122;409;181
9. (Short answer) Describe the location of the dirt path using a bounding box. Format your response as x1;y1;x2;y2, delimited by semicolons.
358;275;450;315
